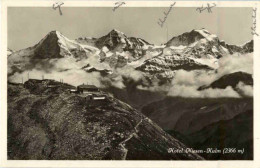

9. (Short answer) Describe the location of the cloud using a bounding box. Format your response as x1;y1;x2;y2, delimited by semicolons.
217;53;253;76
167;85;240;98
166;52;253;98
99;65;144;89
8;50;253;98
201;87;240;98
9;68;103;88
115;65;143;82
137;82;171;92
8;54;146;90
236;82;253;97
172;70;216;87
100;75;126;89
166;68;244;98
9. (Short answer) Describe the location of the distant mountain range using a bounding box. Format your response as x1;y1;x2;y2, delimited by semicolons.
8;28;253;83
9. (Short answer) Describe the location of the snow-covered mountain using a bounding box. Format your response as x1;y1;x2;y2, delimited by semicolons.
34;30;100;59
8;29;160;77
166;29;218;46
9;31;99;60
77;29;153;68
137;54;213;83
8;31;103;75
8;28;253;85
165;28;253;59
165;29;234;59
136;28;253;83
221;40;254;54
95;29;150;51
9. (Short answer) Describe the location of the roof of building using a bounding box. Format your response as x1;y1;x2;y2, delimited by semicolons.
77;84;98;89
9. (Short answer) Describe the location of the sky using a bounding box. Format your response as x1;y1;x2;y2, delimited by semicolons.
8;7;252;51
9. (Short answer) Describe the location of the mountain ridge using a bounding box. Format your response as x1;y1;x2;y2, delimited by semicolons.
8;28;253;85
9;28;253;57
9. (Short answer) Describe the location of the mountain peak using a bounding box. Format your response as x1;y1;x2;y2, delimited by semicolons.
49;30;59;33
166;28;218;47
46;30;64;38
110;29;124;33
33;30;71;59
193;29;217;39
38;30;66;46
108;29;126;37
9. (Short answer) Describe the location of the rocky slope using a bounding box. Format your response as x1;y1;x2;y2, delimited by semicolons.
8;81;203;160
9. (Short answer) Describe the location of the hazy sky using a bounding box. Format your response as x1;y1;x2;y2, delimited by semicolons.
8;7;252;51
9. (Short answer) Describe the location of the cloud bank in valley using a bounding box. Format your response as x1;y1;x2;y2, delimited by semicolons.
8;51;253;98
217;53;253;76
236;81;253;97
167;70;240;98
167;53;253;98
8;55;144;89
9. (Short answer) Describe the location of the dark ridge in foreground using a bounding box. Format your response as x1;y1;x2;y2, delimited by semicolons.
7;81;203;160
167;109;253;160
141;97;253;160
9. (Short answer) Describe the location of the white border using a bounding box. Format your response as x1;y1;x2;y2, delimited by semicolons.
1;1;260;168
